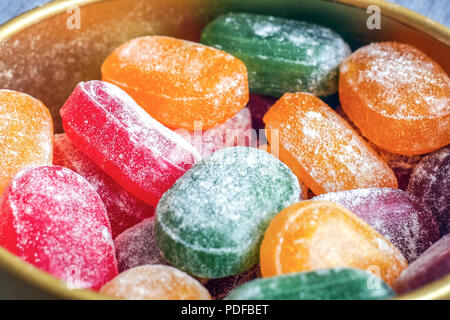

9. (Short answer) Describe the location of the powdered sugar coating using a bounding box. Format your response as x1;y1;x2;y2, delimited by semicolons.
260;200;408;285
314;188;440;262
53;133;154;238
339;42;450;154
394;234;450;294
175;108;256;158
100;265;211;300
102;36;248;130
407;145;450;236
60;80;201;206
0;90;53;194
0;165;117;290
225;268;394;300
335;105;425;190
201;13;351;97
264;93;397;195
155;147;300;278
115;218;167;272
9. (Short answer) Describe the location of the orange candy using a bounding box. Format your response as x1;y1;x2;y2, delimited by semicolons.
0;90;53;194
260;200;408;285
101;36;249;130
263;92;397;195
339;42;450;155
100;265;211;300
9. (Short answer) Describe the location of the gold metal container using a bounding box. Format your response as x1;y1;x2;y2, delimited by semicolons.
0;0;449;299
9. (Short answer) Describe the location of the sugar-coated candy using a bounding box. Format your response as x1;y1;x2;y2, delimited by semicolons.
0;165;117;290
201;13;350;97
225;268;394;300
60;80;201;206
335;105;424;190
258;144;309;200
175;108;255;158
339;42;450;155
263;93;397;195
53;134;154;238
407;145;449;236
260;200;407;285
314;188;440;262
393;234;450;294
101;36;248;130
100;265;211;300
115;218;167;272
0;90;53;194
205;264;261;300
155;147;300;278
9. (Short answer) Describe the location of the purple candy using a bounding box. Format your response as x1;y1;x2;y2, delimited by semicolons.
205;264;261;300
114;218;167;273
314;188;440;262
246;94;276;138
394;234;450;294
407;145;449;236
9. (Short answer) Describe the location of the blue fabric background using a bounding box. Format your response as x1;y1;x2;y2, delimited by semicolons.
1;0;449;27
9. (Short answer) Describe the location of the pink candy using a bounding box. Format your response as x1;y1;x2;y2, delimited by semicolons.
60;80;201;206
53;133;154;238
314;188;440;262
394;234;450;294
175;108;255;158
407;145;449;236
0;165;117;290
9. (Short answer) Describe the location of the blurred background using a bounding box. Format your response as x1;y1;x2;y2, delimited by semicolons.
1;0;449;27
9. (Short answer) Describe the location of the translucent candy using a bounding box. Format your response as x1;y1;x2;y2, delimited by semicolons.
155;147;300;278
339;42;450;155
0;165;117;290
394;234;450;294
54;133;154;238
263;93;397;195
335;105;424;190
205;264;261;300
60;80;201;206
201;13;351;97
115;218;167;273
100;265;211;300
258;143;309;200
101;36;249;130
175;108;255;158
0;90;53;194
260;200;408;285
314;188;440;262
407;145;450;236
225;268;394;300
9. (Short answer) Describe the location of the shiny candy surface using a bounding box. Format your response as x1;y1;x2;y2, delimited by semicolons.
102;36;249;130
260;200;408;285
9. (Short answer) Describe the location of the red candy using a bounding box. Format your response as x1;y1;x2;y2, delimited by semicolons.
60;80;201;206
53;133;154;238
0;165;117;290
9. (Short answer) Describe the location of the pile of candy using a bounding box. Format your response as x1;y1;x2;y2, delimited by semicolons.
0;12;448;300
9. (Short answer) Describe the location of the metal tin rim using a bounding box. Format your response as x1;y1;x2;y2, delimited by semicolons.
0;0;448;300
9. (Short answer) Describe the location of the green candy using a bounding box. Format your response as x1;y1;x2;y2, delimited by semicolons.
155;147;300;279
201;13;351;97
225;268;395;300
